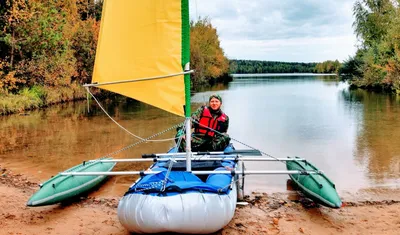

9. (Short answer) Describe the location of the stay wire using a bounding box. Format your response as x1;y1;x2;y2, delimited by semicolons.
191;119;286;165
161;119;187;192
133;123;186;193
219;177;241;192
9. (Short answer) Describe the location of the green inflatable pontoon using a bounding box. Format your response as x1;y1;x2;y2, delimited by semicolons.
286;157;342;208
27;158;116;207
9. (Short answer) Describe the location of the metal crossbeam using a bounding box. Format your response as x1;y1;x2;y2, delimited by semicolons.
61;170;321;176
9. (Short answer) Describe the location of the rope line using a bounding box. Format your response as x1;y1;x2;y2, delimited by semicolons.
191;119;286;165
100;122;184;159
85;87;180;142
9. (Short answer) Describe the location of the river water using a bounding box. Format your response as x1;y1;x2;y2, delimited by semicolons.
1;74;399;200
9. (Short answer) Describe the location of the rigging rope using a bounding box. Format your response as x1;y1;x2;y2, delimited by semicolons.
161;119;187;192
85;87;179;142
100;122;184;159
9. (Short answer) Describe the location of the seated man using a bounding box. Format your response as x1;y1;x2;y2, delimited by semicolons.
176;94;231;152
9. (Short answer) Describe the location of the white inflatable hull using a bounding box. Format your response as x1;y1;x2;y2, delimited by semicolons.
118;184;237;234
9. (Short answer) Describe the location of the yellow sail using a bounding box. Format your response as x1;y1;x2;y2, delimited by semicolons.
92;0;186;116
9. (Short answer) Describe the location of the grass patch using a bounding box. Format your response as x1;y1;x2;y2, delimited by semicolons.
0;84;87;115
0;87;43;115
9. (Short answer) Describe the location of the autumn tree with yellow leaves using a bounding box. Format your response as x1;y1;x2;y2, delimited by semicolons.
190;18;231;87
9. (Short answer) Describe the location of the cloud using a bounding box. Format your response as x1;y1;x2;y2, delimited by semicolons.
222;36;356;62
189;0;357;62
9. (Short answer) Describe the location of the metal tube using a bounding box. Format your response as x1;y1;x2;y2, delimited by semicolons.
146;150;261;156
83;70;194;87
185;117;192;171
61;170;322;176
91;157;305;163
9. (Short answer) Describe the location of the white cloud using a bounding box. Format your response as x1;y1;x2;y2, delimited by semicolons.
189;0;357;62
222;36;356;62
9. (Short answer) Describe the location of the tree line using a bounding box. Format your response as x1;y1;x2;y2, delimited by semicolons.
230;59;340;74
0;1;230;114
339;0;400;94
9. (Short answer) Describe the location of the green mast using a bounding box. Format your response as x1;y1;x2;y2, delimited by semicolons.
182;0;190;116
182;0;192;171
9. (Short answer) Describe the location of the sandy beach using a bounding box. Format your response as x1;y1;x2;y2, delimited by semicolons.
1;165;399;235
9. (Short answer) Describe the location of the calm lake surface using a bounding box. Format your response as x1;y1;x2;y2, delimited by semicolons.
1;74;399;200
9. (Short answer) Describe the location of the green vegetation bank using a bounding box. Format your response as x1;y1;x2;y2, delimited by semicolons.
0;1;230;115
340;0;400;94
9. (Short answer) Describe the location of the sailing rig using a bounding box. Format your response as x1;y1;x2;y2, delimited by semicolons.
27;0;342;234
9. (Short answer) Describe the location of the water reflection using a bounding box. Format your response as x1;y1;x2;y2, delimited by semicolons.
192;75;400;196
341;89;400;186
0;100;184;196
193;76;362;193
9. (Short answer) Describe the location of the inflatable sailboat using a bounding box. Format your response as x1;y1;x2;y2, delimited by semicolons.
49;0;342;234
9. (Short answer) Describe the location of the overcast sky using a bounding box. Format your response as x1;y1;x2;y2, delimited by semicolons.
189;0;358;63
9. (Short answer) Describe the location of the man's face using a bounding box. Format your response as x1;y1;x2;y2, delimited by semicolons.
209;98;221;110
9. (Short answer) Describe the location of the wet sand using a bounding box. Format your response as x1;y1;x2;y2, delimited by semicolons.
1;165;400;235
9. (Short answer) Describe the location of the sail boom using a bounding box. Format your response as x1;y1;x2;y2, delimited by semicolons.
84;70;194;88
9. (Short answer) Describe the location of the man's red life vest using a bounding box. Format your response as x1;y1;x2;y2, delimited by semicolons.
194;106;227;137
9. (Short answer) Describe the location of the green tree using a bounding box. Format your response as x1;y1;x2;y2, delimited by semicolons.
353;0;394;48
341;0;400;93
314;60;341;74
